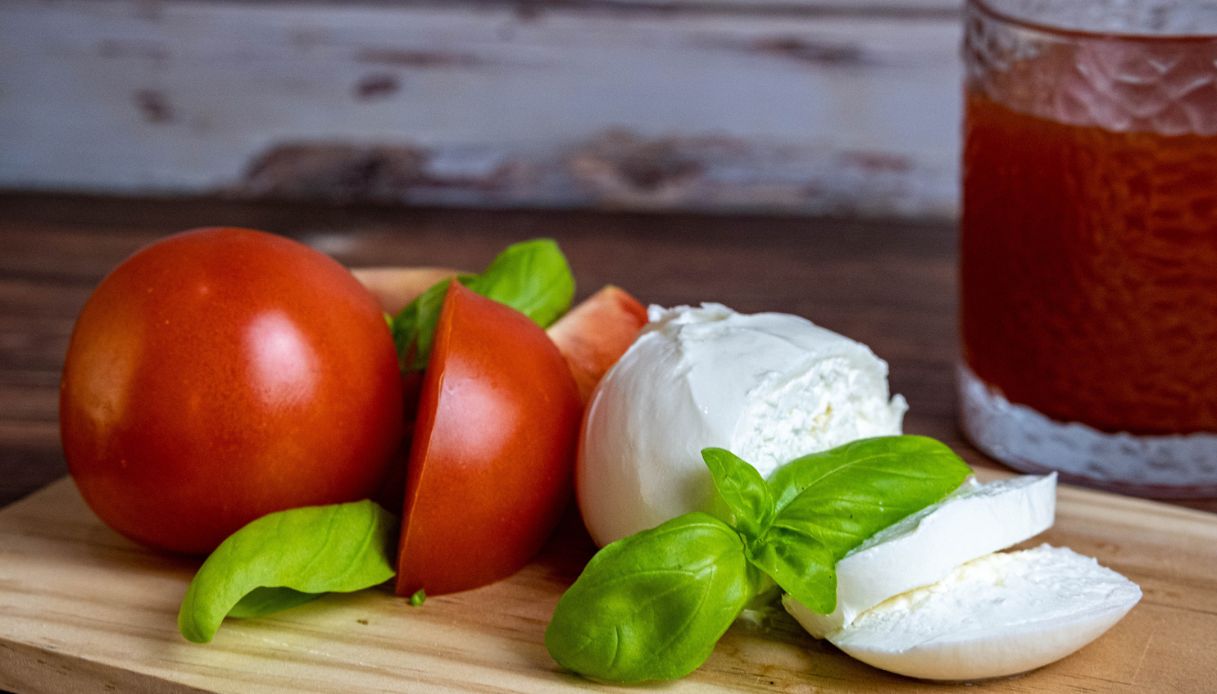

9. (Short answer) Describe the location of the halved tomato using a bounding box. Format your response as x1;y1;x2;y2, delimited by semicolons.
396;282;582;596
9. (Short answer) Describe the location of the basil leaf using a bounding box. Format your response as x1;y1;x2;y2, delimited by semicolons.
228;587;319;619
547;436;972;684
701;447;774;542
391;274;473;372
753;436;971;613
466;238;574;328
747;530;837;613
545;513;759;683
178;500;398;643
391;239;574;372
767;435;970;513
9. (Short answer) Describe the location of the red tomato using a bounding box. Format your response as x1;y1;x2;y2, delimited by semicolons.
60;228;404;554
396;282;581;596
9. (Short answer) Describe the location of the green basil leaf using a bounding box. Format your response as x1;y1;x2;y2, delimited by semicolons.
753;436;971;613
465;238;574;328
767;436;972;514
746;529;837;613
701;447;774;542
390;239;574;372
391;274;474;372
545;513;758;683
178;500;398;643
228;587;320;619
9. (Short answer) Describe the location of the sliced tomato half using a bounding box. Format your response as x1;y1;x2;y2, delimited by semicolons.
396;282;582;596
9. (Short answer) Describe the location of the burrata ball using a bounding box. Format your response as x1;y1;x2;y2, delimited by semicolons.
577;303;908;546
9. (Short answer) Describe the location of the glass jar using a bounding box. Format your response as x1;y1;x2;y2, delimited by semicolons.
959;0;1217;497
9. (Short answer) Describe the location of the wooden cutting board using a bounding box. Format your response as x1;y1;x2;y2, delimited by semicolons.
1;473;1215;693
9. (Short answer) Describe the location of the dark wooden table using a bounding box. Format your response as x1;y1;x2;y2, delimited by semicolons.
3;193;1213;514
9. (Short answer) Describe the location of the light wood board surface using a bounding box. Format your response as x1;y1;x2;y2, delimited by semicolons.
1;473;1215;693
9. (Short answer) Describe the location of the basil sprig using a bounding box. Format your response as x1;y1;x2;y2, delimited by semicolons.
178;500;398;643
757;436;975;613
391;238;574;372
546;435;971;683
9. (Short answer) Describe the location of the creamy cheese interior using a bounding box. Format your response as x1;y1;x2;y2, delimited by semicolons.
787;474;1057;637
733;355;907;480
825;545;1141;681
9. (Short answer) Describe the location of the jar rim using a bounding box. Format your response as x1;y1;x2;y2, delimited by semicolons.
971;0;1217;41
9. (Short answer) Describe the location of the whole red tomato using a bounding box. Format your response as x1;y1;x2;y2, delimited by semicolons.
60;228;404;554
396;282;581;596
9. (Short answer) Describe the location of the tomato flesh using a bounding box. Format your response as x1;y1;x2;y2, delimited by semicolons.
547;285;648;404
60;228;404;554
396;282;581;596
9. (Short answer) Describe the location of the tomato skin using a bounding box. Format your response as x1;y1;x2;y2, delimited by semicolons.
396;282;581;596
60;228;404;555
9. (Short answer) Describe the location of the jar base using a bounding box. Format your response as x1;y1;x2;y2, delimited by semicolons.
957;363;1217;499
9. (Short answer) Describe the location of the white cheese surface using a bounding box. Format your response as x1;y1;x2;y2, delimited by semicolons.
786;473;1057;637
823;545;1142;681
577;303;907;546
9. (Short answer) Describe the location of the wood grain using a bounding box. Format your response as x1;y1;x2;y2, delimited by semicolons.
0;0;961;217
2;471;1215;693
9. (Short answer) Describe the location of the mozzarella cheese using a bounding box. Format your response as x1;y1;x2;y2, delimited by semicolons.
787;473;1057;637
577;303;907;546
819;545;1142;681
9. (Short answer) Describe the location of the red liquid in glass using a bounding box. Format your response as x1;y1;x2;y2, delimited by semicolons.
961;89;1217;435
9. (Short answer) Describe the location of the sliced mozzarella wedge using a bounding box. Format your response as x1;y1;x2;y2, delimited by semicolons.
790;473;1057;637
815;545;1142;681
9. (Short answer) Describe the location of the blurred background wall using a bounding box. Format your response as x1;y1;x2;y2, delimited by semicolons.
0;0;961;218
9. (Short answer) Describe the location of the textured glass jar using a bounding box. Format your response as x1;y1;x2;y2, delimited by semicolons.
959;0;1217;497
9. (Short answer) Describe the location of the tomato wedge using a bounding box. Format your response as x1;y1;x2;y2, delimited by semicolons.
547;285;648;404
396;282;582;596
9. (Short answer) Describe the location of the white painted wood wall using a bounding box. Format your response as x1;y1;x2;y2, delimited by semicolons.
0;0;963;217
